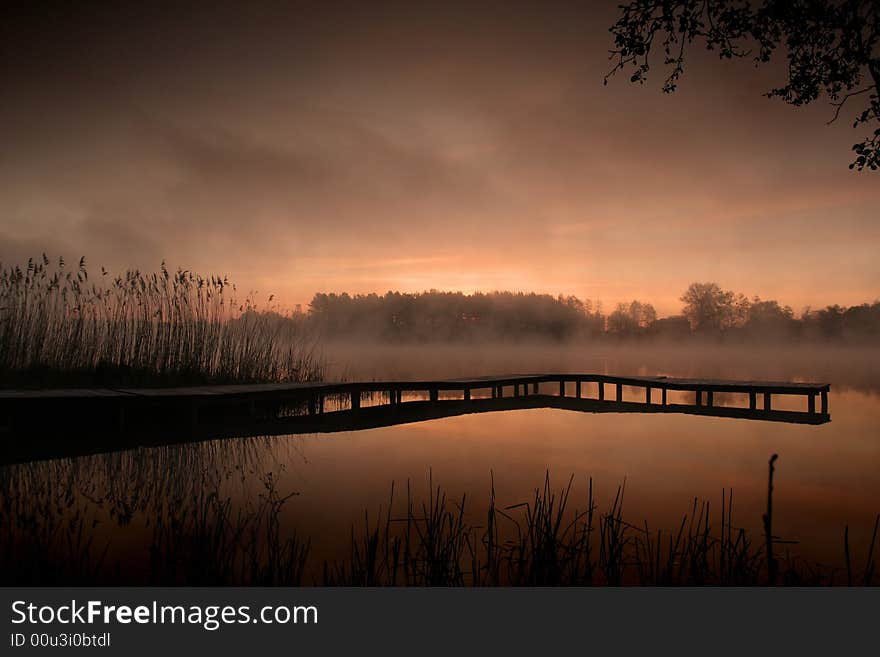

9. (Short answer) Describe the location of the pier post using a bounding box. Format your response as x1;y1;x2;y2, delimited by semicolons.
696;391;702;406
559;379;565;397
821;390;828;414
430;388;439;402
749;392;756;410
532;382;538;394
808;394;815;414
464;387;471;401
514;384;520;397
616;383;622;401
576;380;581;398
763;393;771;411
707;391;713;407
645;386;651;405
661;387;667;406
351;390;361;410
598;382;604;401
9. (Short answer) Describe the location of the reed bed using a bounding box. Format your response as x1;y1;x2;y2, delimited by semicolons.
322;466;878;586
0;446;876;586
0;255;324;387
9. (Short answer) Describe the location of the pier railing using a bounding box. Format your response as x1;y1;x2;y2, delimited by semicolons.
0;374;830;463
0;373;832;418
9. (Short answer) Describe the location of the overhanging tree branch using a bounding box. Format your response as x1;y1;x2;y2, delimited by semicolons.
827;86;875;124
605;0;880;171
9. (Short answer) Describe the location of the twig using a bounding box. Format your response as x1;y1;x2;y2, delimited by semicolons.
762;454;779;585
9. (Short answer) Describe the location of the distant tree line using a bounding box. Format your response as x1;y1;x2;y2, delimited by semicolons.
304;285;880;342
307;291;604;341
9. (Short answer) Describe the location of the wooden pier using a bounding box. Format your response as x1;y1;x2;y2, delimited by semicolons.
0;373;830;464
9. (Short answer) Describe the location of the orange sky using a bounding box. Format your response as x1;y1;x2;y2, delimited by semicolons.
1;2;878;317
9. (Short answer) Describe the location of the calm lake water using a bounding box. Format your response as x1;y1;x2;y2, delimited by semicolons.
2;342;878;581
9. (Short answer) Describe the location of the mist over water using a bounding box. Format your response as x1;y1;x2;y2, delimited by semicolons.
323;339;880;394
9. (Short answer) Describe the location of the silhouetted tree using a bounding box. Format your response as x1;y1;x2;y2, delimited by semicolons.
605;0;880;170
607;305;639;335
839;301;880;336
607;300;657;335
649;314;692;339
680;282;748;332
743;297;798;338
800;301;880;340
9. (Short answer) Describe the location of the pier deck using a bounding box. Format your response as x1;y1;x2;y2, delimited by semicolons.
0;372;831;423
0;373;831;464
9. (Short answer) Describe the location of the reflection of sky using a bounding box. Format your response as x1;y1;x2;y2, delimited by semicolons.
279;387;879;567
2;3;878;316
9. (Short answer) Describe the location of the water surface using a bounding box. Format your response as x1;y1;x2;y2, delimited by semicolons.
2;342;878;581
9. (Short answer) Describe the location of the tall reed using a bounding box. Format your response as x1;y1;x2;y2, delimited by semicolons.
322;466;878;587
0;255;324;387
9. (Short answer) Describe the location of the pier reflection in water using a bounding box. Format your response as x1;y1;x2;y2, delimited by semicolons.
0;373;830;465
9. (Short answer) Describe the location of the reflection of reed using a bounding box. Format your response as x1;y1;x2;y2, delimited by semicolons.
323;465;878;586
1;446;876;586
0;436;308;584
